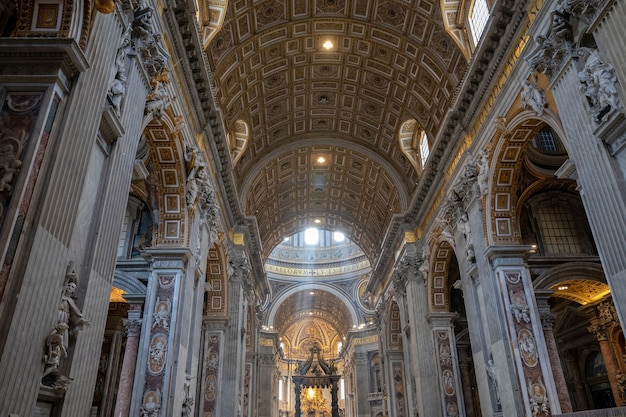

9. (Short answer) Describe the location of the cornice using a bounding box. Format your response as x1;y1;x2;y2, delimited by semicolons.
165;1;269;296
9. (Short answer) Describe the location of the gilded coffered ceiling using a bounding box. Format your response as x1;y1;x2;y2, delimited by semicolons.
205;0;467;264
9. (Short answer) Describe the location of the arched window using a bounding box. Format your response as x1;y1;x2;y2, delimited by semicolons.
420;132;430;168
468;0;489;45
230;119;250;166
522;191;596;256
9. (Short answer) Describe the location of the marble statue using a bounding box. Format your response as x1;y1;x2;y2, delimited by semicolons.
486;359;500;404
578;47;622;121
43;262;90;381
476;149;489;196
521;78;546;116
617;370;626;401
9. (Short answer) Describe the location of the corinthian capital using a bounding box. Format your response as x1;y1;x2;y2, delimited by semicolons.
228;255;250;283
124;318;143;337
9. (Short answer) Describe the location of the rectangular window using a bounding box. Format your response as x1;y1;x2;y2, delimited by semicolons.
538;206;583;254
536;130;557;152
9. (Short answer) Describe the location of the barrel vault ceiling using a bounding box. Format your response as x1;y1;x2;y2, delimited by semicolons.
205;0;468;269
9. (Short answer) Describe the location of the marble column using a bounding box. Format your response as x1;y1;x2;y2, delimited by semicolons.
457;349;477;417
331;377;339;417
587;310;623;406
564;350;590;411
114;316;142;417
294;380;302;417
535;290;572;412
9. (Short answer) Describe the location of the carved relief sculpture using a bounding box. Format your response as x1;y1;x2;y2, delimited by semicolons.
148;334;168;375
141;389;162;417
0;139;22;193
519;329;538;367
557;0;603;25
0;133;26;226
510;291;531;324
152;297;171;330
528;378;550;417
527;11;572;80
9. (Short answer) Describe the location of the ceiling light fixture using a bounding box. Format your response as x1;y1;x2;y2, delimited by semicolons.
323;40;333;50
314;219;321;224
317;156;326;163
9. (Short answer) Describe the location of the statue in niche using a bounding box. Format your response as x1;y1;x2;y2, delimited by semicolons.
181;375;194;416
486;359;500;405
42;262;90;382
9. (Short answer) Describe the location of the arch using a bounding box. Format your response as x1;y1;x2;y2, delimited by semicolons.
197;0;228;48
384;299;403;352
230;119;249;166
398;119;422;173
266;284;359;331
204;241;228;316
484;110;569;246
428;239;454;312
142;113;190;247
534;262;608;306
440;0;472;60
534;262;606;289
113;270;147;297
240;137;412;209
